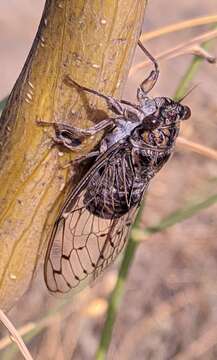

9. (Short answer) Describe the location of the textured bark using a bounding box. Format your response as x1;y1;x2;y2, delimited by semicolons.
0;0;147;310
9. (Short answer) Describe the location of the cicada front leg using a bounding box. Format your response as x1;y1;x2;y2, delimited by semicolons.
137;41;160;101
37;117;115;150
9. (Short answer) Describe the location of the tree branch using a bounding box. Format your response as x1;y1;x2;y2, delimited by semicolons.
0;0;147;311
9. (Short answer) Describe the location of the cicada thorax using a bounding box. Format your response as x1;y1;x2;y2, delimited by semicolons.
142;115;180;165
143;119;180;148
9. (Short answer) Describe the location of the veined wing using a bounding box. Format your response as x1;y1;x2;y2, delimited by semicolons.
44;143;140;294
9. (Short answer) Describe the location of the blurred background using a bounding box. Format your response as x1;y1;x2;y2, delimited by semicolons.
0;1;217;359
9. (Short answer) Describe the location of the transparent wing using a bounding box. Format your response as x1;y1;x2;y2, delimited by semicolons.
44;145;140;294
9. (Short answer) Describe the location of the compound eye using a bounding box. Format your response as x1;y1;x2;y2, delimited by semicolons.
151;117;160;127
181;106;191;120
143;115;161;130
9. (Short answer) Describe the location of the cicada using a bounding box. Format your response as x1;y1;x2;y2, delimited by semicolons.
41;41;191;294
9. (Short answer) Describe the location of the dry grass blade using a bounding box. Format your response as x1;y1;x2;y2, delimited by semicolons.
0;323;35;351
177;137;217;161
140;14;217;42
130;28;217;76
0;309;33;360
187;45;216;63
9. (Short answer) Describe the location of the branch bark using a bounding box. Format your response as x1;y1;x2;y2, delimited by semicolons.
0;0;147;310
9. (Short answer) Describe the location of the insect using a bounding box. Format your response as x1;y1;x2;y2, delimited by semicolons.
41;41;191;294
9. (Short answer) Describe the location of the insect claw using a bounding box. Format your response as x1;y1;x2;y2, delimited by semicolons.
64;75;82;90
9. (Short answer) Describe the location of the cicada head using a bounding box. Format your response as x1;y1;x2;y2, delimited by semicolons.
154;97;191;125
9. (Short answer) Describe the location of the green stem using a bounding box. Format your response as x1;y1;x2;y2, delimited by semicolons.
95;239;138;360
95;29;217;360
95;201;145;360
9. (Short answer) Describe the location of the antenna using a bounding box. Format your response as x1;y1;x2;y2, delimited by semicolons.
177;84;199;102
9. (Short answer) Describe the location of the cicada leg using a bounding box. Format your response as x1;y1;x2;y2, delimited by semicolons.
64;76;144;120
137;41;160;100
37;118;115;151
64;75;127;115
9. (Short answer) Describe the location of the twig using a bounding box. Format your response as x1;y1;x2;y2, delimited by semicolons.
140;14;217;42
130;28;217;76
0;323;35;351
174;24;217;100
177;137;217;161
186;45;216;63
0;309;34;360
